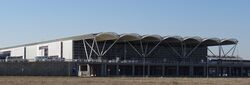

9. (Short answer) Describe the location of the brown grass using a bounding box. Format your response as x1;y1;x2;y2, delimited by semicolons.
0;76;249;85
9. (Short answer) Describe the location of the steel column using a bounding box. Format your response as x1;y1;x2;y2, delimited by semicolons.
162;65;165;77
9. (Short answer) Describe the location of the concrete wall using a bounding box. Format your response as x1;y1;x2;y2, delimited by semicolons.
0;40;73;60
37;42;61;57
26;45;37;60
0;47;25;58
63;40;73;59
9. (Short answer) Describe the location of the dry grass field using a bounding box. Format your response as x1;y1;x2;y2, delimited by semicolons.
0;76;249;85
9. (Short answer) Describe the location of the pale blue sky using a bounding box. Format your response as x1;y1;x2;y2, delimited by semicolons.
0;0;249;58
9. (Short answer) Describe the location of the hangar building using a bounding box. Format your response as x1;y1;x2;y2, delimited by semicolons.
0;32;249;77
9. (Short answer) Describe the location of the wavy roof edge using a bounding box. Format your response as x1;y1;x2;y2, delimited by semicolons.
0;32;238;50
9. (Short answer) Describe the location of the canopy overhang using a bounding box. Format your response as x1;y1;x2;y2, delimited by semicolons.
82;32;238;46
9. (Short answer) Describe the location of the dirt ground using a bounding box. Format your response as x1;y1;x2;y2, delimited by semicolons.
0;76;249;85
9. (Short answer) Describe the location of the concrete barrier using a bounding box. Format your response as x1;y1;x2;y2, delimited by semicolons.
0;62;78;76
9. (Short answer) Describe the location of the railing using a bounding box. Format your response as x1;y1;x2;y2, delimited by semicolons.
1;58;250;65
0;58;206;64
207;55;238;58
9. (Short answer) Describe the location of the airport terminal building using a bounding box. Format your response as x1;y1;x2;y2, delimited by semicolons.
0;32;250;77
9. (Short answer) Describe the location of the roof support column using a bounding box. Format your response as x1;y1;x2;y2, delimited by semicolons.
83;40;89;60
84;39;100;60
185;43;202;58
100;40;107;55
231;44;237;57
219;44;222;58
146;41;162;57
166;43;182;57
223;44;237;57
208;47;217;57
127;40;162;77
181;42;184;57
101;39;118;56
139;40;145;57
94;38;101;55
127;42;143;57
83;38;118;62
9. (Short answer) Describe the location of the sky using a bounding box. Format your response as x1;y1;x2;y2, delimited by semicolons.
0;0;249;59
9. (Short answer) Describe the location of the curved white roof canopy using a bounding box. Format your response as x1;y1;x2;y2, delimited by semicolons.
118;33;141;42
201;38;220;46
220;38;238;45
141;35;162;42
95;32;119;41
162;36;183;43
183;36;203;44
83;32;238;45
0;32;238;50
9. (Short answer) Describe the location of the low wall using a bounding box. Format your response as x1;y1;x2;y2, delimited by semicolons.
0;62;78;76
